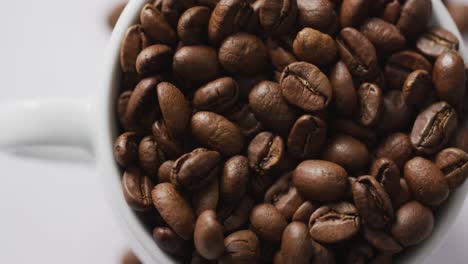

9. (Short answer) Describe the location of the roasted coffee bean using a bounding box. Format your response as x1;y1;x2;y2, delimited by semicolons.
219;33;269;76
287;115;327;160
120;25;151;74
296;0;338;34
264;172;304;220
385;50;432;90
352;175;394;229
376;90;413;134
293;160;349;202
322;134;370;173
410;101;458;155
152;183;196;240
402;70;432;107
391;201;434;246
157;82;191;139
280;222;313;264
250;203;288;243
435;148;468;189
193;77;239;114
226;104;264;138
337;27;378;82
340;0;370;28
223;196;254;233
194;210;225;260
267;38;297;72
208;0;252;45
293;28;337;66
257;0;297;35
136;44;173;77
193;177;219;215
416;27;459;59
450;124;468;153
191;112;244;156
360;17;405;52
219;230;260;264
249;81;296;134
114;132;140;167
330;119;377;147
363;227;402;255
220;155;250;204
308;202;360;244
140;4;177;45
177;6;211;45
158;160;174;183
170;148;221;190
292;201;317;223
153;226;193;257
138;136;165;178
404;157;449;206
396;0;432;38
173;46;221;86
236;74;270;99
280;62;332;112
122;168;154;211
433;51;466;108
356;83;383;127
248;132;285;175
374;132;415;168
381;0;401;24
152;120;185;159
370;158;400;202
329;61;358;117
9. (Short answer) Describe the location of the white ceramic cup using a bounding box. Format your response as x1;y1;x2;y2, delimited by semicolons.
0;0;466;263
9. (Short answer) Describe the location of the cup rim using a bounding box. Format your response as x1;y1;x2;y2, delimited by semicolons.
97;0;468;263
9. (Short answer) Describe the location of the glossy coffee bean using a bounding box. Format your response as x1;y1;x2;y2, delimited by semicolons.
363;227;402;255
157;82;191;139
356;83;383;127
292;201;317;223
280;62;332;112
435;148;468;189
308;202;360;244
222;196;254;233
374;132;415;168
173;46;220;86
416;27;459;59
177;6;211;45
152;183;196;240
360;17;405;52
219;230;260;264
404;157;449;206
193;77;239;114
402;70;432;107
193;177;219;215
280;222;313;264
122;168;154;211
396;0;432;38
293;28;337;66
220;155;250;205
157;160;173;183
391;201;434;246
226;104;264;138
410;101;458;155
385;50;432;90
376;90;413;134
152;121;185;159
248;132;285;175
293;160;349;202
329;61;357;117
257;0;297;35
138;136;165;178
136;44;173;77
191;112;244;156
140;4;177;45
194;210;225;260
267;38;297;72
250;203;288;243
370;158;400;203
340;0;370;28
208;0;252;45
120;25;151;74
264;172;304;220
114;132;140;167
296;0;337;34
287;115;327;160
219;33;269;76
330;119;377;147
352;175;394;229
433;51;466;108
153;226;193;257
322;134;369;173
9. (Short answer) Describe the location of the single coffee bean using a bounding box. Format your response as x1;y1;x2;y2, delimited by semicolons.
153;226;193;257
248;132;285;175
345;240;374;264
173;46;221;86
191;112;245;156
396;0;432;38
193;77;239;114
293;28;337;66
177;6;211;45
410;101;458;155
194;210;225;260
287;115;327;160
374;132;415;168
208;0;252;45
158;160;174;183
136;44;173;77
391;201;434;246
393;178;412;209
249;81;296;135
352;175;394;229
220;155;250;205
219;230;260;264
340;0;370;28
433;51;466;108
171;148;221;190
330;119;377;147
140;4;177;45
416;27;459;59
293;160;349;202
356;83;383;127
250;203;288;243
120;25;151;74
280;222;313;264
122;168;154;211
139;136;165;178
226;103;264;138
386;50;433;90
193;177;219;215
308;202;360;244
362;227;402;255
450;124;468;153
114;132;140;167
296;0;338;34
381;0;401;24
219;33;269;76
236;74;269;99
376;90;413;134
402;70;432;107
264;172;304;220
361;18;405;53
370;158;400;203
435;148;468;189
404;157;450;206
152;183;196;240
257;0;297;35
223;196;254;233
157;82;191;139
292;201;317;223
267;38;297;72
152;120;185;159
280;62;332;112
329;61;358;117
336;27;378;82
322;134;370;173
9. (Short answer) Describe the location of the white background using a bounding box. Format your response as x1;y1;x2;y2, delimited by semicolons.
0;0;467;263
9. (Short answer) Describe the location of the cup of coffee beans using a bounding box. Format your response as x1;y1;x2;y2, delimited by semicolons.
106;0;468;263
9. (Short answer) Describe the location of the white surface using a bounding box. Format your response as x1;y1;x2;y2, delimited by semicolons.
0;0;467;263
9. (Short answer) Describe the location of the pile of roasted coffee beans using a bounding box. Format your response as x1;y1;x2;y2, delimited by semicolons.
113;0;468;263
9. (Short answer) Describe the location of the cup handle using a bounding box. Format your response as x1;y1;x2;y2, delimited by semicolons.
0;97;94;154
